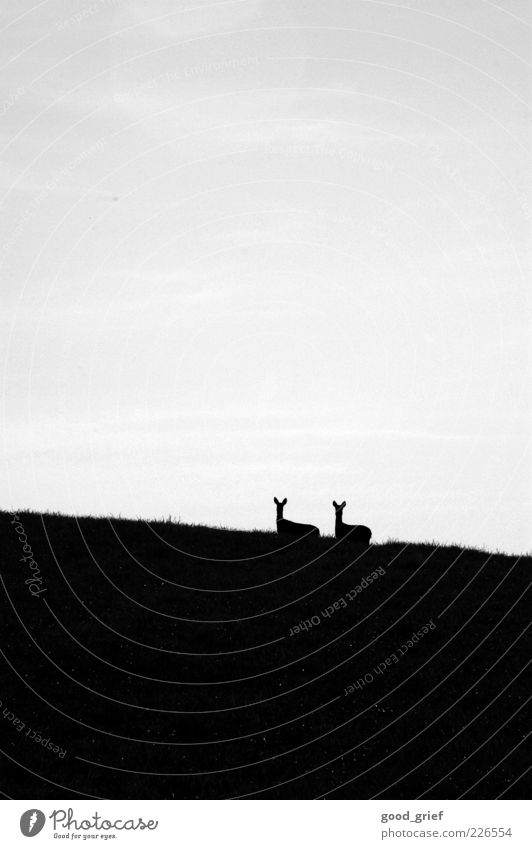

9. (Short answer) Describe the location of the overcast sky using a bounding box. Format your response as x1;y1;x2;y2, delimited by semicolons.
1;0;530;553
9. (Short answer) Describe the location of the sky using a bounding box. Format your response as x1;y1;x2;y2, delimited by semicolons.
1;0;530;553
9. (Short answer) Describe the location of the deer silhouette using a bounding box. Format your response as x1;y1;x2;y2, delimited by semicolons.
333;500;371;544
274;497;320;538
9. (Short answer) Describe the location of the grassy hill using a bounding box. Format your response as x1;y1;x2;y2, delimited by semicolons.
1;510;529;799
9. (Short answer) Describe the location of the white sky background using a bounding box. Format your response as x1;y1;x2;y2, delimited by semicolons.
1;0;530;553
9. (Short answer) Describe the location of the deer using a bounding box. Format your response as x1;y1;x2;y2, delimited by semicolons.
332;500;372;544
274;497;320;538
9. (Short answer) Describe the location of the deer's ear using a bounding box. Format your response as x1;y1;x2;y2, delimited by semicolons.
282;498;287;505
341;501;346;509
333;501;338;508
274;497;279;505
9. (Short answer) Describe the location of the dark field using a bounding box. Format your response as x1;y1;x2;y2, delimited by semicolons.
1;510;530;799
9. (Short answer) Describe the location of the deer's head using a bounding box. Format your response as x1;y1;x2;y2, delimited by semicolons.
274;497;287;519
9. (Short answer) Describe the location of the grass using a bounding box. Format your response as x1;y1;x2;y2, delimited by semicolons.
1;509;529;799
